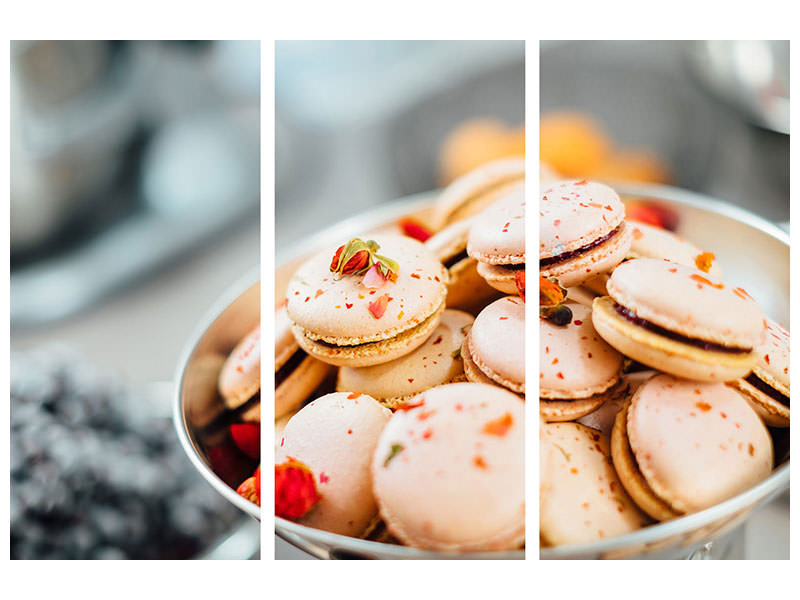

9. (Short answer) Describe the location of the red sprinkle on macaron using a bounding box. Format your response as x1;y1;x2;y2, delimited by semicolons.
482;413;514;437
690;274;724;289
347;392;362;399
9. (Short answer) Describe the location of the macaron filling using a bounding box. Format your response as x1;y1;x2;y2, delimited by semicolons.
613;302;752;354
745;373;790;407
443;249;470;270
540;225;621;267
275;348;307;388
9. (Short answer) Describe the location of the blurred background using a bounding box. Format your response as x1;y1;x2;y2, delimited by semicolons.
10;40;260;559
541;40;789;559
275;40;525;257
275;40;524;558
540;40;789;224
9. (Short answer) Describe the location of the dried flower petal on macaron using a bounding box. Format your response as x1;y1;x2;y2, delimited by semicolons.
330;237;399;281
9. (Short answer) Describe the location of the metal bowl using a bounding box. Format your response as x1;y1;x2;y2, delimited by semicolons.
173;267;261;521
274;183;788;559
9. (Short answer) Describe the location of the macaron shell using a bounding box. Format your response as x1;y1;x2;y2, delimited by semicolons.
540;301;622;399
476;262;520;295
372;383;524;552
287;234;448;345
539;180;625;258
627;221;722;278
592;295;758;382
277;392;392;538
293;303;444;367
336;310;473;404
275;306;299;370
540;221;632;288
466;185;525;264
607;258;764;349
218;325;261;409
462;336;507;391
539;422;649;546
577;371;656;436
728;377;790;428
752;318;790;395
540;161;561;184
539;392;608;423
431;158;525;230
469;296;525;393
610;399;680;521
275;355;334;418
627;374;773;514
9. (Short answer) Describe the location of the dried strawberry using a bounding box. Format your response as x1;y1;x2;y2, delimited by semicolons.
230;423;260;459
236;472;260;506
399;218;433;242
626;201;679;231
254;466;261;504
515;270;525;301
275;459;320;520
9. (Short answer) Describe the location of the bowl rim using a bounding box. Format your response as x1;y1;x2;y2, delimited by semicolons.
172;266;262;521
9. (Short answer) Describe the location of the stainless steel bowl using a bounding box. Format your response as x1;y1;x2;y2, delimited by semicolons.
275;183;788;559
173;267;261;521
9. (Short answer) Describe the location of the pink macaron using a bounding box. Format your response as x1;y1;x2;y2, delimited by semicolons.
540;301;623;422
371;382;524;552
540;180;632;287
611;374;773;520
728;317;790;427
592;258;765;382
462;296;525;395
276;392;392;537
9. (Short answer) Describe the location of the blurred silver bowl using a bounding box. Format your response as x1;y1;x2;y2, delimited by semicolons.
173;268;261;521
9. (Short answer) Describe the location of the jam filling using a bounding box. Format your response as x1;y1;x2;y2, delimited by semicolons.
275;348;307;387
444;249;469;270
614;303;751;354
745;373;790;407
540;225;621;267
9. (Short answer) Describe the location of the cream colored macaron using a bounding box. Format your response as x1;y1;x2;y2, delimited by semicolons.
424;218;502;313
462;296;525;395
276;392;392;538
540;421;649;546
728;318;790;427
430;157;525;231
218;324;261;422
372;383;524;552
467;185;525;295
336;309;473;409
540;301;623;422
287;234;448;367
611;374;773;521
275;305;333;419
592;258;764;382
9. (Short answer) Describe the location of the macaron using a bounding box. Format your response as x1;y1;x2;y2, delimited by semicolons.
540;301;623;422
462;296;525;395
540;422;649;546
275;305;334;419
540;161;562;185
276;392;392;537
218;324;261;423
286;234;448;367
336;309;473;409
467;185;525;295
728;318;790;427
424;217;502;312
371;382;524;552
576;370;657;437
539;180;632;288
592;258;764;382
583;220;722;295
430;157;525;231
610;374;773;521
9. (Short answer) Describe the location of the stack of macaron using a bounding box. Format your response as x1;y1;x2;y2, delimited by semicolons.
275;160;527;553
539;178;787;548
